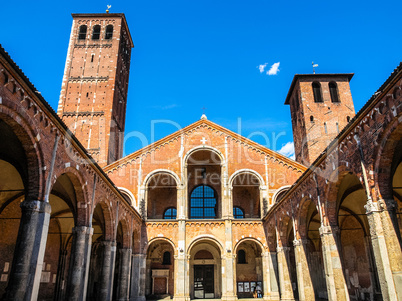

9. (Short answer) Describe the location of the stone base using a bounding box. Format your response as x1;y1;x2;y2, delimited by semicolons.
221;294;238;301
172;296;190;301
130;297;146;301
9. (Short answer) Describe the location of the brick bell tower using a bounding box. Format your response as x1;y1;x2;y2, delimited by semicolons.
285;73;355;166
58;13;133;166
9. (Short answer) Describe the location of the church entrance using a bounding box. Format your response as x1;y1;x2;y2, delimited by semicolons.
194;265;214;299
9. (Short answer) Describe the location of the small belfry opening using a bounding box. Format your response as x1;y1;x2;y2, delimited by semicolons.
146;173;177;220
336;173;380;299
235;240;263;299
232;173;261;218
145;240;175;298
187;150;222;219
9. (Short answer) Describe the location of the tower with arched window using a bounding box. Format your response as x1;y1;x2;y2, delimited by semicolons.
285;74;355;166
57;13;134;166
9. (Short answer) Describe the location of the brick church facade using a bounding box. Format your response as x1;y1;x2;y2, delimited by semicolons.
0;12;401;301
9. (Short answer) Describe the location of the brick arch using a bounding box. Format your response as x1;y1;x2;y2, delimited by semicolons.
116;217;131;248
0;106;44;200
143;237;176;256
324;165;362;225
143;169;180;187
272;185;292;204
93;199;114;241
297;197;319;238
187;235;224;255
52;167;90;226
277;214;293;247
374;112;402;201
184;145;224;165
228;169;265;188
233;237;265;254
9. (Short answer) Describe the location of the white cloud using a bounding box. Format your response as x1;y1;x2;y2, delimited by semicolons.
267;62;280;75
150;104;178;110
278;141;295;159
258;63;268;73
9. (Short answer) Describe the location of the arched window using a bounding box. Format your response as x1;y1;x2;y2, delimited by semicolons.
312;82;323;103
163;207;177;219
324;122;328;134
329;82;339;103
237;249;246;264
162;251;171;265
190;185;217;219
233;207;245;219
105;25;113;39
78;25;87;40
310;115;314;122
347;116;351;122
92;25;101;40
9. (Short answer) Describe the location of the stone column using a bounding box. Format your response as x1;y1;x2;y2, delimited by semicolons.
319;225;349;301
65;226;92;300
276;246;295;301
262;251;280;300
5;199;51;301
116;248;132;301
99;240;114;301
293;239;314;301
365;199;402;301
129;253;146;301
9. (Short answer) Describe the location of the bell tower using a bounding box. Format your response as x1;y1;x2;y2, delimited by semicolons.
285;73;355;166
58;13;133;166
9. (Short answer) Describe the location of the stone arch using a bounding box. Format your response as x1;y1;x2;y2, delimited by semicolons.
272;185;291;204
233;237;265;254
187;235;224;254
188;236;223;299
93;199;114;241
143;169;180;187
144;237;177;256
229;169;265;187
118;187;137;208
184;145;225;165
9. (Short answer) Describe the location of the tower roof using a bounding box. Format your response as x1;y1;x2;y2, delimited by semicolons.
71;13;134;48
284;73;354;105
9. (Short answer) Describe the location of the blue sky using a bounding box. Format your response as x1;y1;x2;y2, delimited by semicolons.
2;0;401;158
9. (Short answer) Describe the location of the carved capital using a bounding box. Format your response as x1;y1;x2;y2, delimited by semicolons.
364;200;380;214
276;246;290;253
20;199;51;214
293;239;308;247
319;225;339;236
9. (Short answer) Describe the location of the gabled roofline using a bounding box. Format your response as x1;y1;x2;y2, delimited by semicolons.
71;13;134;48
284;73;354;105
104;119;307;172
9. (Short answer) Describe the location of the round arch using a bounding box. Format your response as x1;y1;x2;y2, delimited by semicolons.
229;169;265;188
233;237;265;254
144;237;177;256
142;169;180;187
118;187;137;207
184;145;225;165
272;185;291;204
187;235;224;255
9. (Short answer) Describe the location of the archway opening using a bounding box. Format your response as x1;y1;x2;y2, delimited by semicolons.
235;240;263;298
392;141;402;243
147;173;177;220
187;150;222;219
189;240;222;299
146;240;175;298
337;173;380;299
232;173;260;218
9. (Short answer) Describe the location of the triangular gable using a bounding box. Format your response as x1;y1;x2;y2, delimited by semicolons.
105;119;306;172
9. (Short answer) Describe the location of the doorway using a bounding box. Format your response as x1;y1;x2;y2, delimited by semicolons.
194;265;214;299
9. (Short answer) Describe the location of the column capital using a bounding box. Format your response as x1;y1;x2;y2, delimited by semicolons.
319;225;339;236
20;199;51;214
293;239;308;247
276;246;290;253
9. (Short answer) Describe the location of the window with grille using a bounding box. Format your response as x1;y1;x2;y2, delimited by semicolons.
92;25;101;40
162;251;171;265
105;25;113;39
190;185;217;219
237;250;246;264
78;25;87;40
163;207;177;219
233;207;245;219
